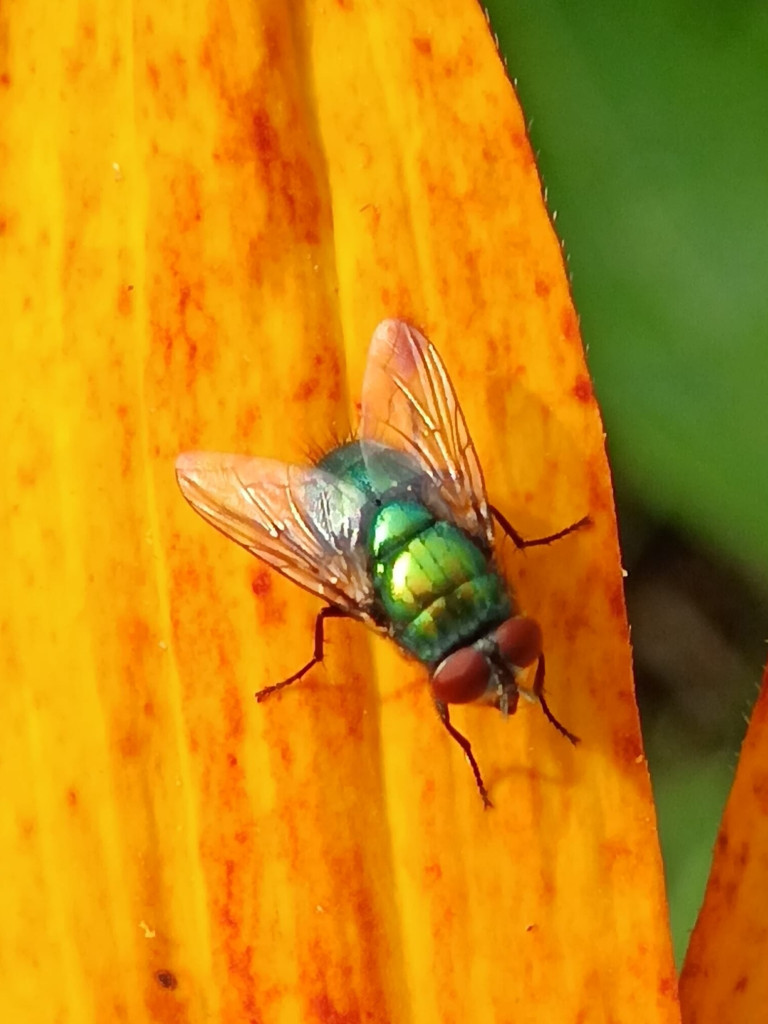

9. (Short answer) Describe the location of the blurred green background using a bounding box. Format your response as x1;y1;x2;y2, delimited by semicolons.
486;0;768;964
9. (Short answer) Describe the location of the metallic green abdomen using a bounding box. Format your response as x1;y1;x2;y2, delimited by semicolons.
319;441;511;665
370;500;511;665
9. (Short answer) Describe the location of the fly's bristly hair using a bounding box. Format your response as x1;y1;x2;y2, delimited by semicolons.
303;424;355;467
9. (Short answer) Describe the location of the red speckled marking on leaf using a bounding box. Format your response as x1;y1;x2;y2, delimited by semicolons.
561;306;580;343
250;569;272;598
572;374;593;403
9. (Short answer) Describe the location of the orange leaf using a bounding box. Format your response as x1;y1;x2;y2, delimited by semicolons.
1;2;679;1022
680;663;768;1022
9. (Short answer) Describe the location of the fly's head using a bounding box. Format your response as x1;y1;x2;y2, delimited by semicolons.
430;617;543;715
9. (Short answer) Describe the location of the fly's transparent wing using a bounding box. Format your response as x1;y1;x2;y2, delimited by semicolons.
359;319;494;547
175;452;374;616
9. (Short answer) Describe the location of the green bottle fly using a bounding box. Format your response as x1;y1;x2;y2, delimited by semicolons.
176;320;587;806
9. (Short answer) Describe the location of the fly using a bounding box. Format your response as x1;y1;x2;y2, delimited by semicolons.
176;319;588;806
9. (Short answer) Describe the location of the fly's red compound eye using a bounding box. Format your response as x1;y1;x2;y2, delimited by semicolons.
431;646;491;705
492;617;543;669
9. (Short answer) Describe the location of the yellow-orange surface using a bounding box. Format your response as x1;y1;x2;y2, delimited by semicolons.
680;666;768;1023
2;2;681;1022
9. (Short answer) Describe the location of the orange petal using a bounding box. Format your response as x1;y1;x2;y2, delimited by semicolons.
1;2;679;1021
680;664;768;1022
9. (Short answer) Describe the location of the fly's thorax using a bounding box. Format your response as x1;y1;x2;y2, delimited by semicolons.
318;440;425;501
318;441;456;529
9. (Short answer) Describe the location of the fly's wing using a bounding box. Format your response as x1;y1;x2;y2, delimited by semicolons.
175;452;375;617
359;319;494;548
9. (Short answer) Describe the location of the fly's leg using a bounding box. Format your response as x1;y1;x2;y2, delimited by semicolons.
255;606;349;703
490;505;590;550
531;654;580;745
434;699;492;809
489;506;585;741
